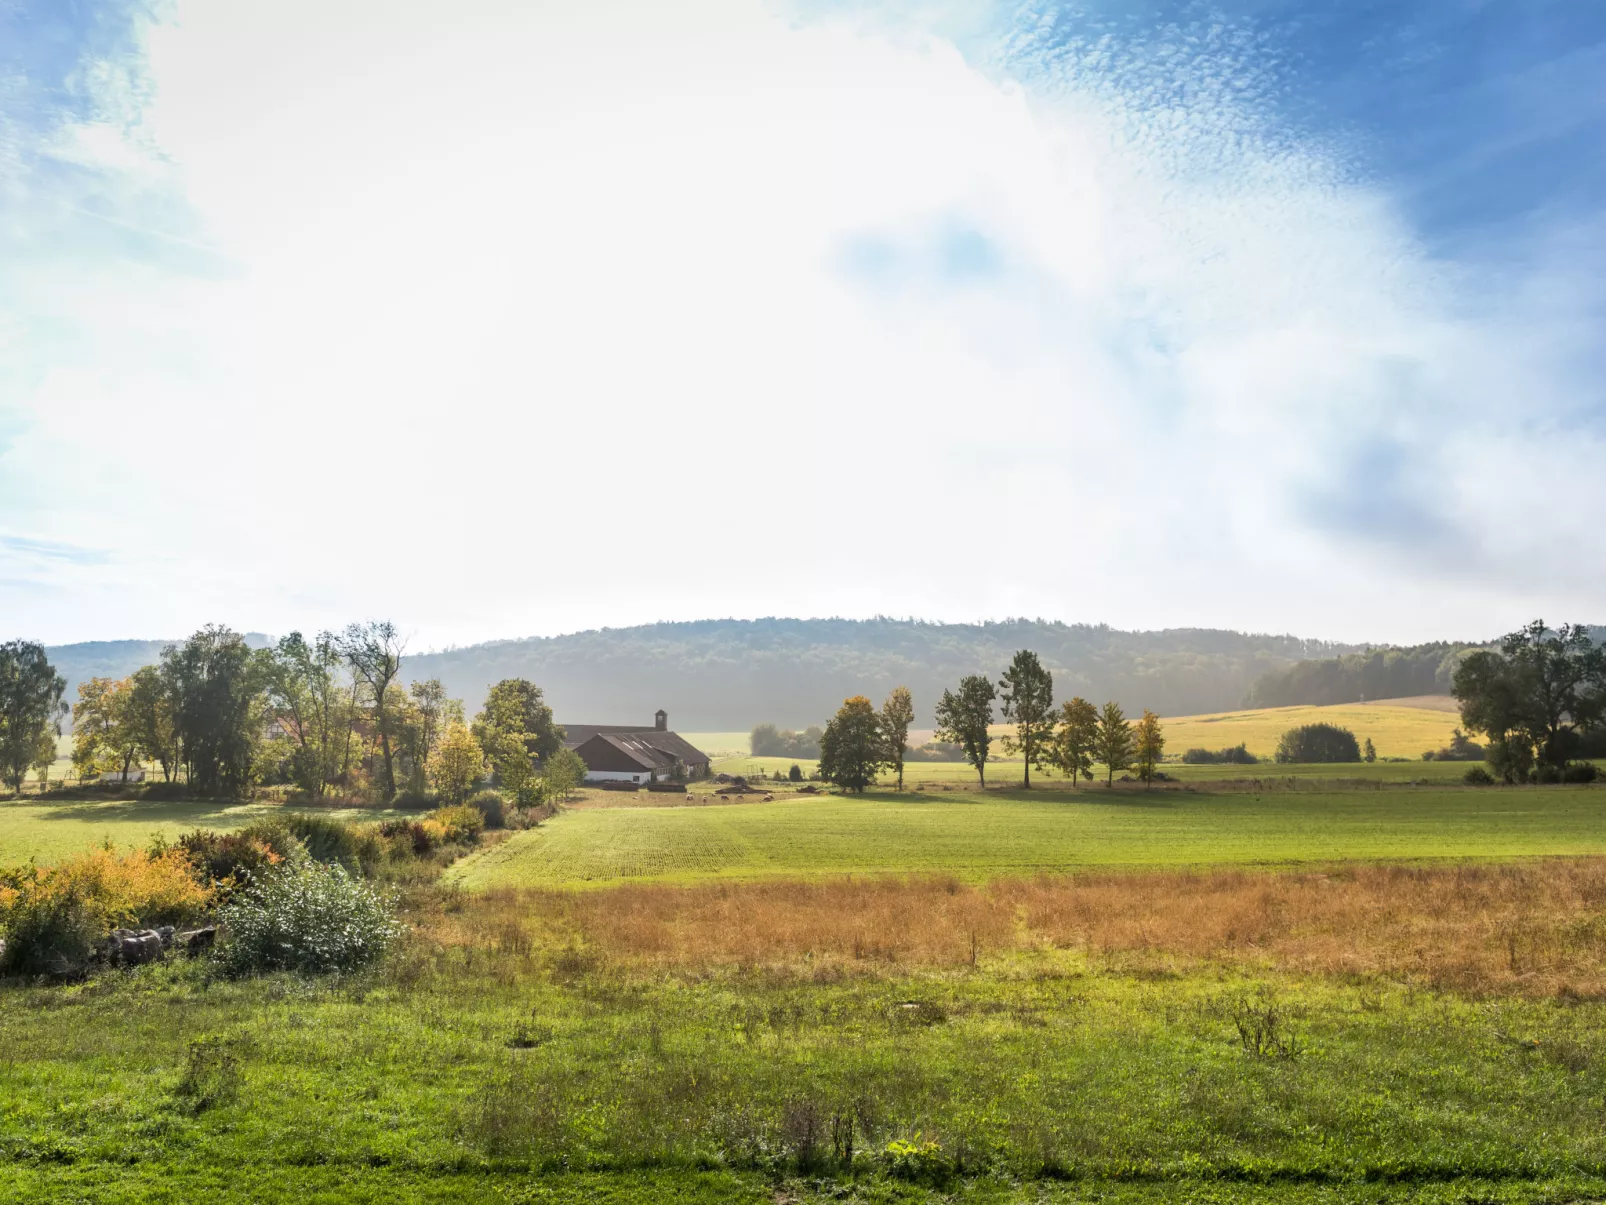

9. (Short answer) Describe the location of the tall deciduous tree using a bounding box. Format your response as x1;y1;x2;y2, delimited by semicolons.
1051;697;1099;787
1453;620;1604;780
339;621;406;801
999;650;1054;787
473;678;564;803
1095;701;1133;787
0;640;67;793
162;625;263;798
263;632;352;797
1133;709;1165;786
880;686;915;790
72;677;128;778
125;665;180;782
402;678;463;796
541;746;588;803
427;722;484;804
934;675;996;789
818;695;884;793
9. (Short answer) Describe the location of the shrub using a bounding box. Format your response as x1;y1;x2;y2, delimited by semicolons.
379;818;437;857
788;763;804;782
466;789;508;829
1181;744;1257;765
175;829;289;895
217;861;401;976
1463;766;1496;785
1428;728;1485;762
1562;762;1600;784
282;813;362;871
426;804;484;844
1274;723;1360;764
0;848;212;975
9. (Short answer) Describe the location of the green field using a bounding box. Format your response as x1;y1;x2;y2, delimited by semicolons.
8;771;1606;1202
713;753;1486;785
0;797;408;866
449;783;1606;889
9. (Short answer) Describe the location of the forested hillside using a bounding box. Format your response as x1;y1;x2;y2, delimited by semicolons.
1242;643;1477;708
402;618;1363;729
61;620;1588;731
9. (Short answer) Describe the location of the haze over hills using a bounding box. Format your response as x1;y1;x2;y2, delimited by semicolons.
40;619;1369;730
42;618;1597;730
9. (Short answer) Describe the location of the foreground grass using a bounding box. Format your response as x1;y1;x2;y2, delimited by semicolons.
449;784;1606;889
4;876;1606;1204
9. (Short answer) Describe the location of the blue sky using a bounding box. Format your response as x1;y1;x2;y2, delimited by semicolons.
1;0;1602;646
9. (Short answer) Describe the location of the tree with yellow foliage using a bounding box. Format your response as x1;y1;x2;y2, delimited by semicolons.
1134;709;1165;787
427;722;484;805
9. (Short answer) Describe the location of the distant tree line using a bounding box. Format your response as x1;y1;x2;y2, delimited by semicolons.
6;624;581;803
1180;743;1257;765
148;618;1359;730
815;649;1167;793
1243;642;1480;708
749;724;824;759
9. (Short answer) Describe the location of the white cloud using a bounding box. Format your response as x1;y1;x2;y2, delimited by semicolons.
1;0;1601;646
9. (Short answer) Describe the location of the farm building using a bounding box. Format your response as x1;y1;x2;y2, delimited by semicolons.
563;710;710;784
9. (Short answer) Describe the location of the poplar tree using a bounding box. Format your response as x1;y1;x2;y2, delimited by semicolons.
935;674;996;789
1051;697;1099;787
999;649;1054;787
880;686;915;790
1133;709;1165;786
1095;701;1134;787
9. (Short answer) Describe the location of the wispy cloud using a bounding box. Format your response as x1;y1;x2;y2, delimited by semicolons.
0;0;1601;645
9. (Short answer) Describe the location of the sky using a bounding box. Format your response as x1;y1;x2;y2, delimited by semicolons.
1;0;1602;649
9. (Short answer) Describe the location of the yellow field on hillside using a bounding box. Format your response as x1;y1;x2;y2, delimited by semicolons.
1160;701;1464;760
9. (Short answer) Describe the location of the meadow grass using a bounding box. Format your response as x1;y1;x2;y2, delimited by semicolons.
4;863;1606;1203
448;783;1606;890
0;796;411;866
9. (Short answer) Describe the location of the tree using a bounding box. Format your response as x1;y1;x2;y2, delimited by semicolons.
998;650;1054;787
339;621;406;801
1362;737;1376;763
1452;620;1604;780
1095;701;1133;787
1133;709;1164;786
1050;697;1099;786
473;678;565;805
788;763;804;783
31;727;57;791
880;686;915;790
72;677;131;779
818;695;885;793
0;640;67;793
1274;723;1361;763
162;625;264;798
125;665;180;782
262;632;351;797
934;675;996;788
427;722;484;804
541;746;588;803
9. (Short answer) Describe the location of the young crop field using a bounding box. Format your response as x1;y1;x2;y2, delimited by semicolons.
711;754;1487;785
448;783;1606;890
